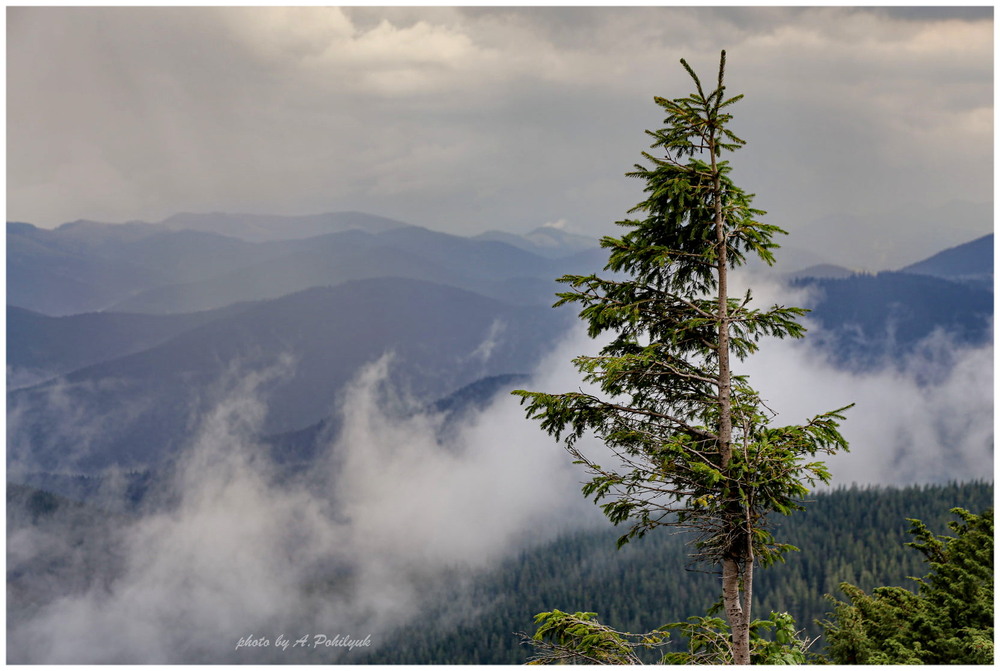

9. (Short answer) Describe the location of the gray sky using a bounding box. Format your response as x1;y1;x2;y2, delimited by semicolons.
7;6;994;268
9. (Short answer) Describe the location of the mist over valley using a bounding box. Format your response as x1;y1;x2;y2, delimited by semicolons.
5;210;993;663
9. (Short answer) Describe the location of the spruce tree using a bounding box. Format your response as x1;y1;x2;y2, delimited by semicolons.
513;51;851;664
821;507;994;664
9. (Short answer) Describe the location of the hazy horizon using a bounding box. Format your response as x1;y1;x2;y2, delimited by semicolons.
7;6;993;269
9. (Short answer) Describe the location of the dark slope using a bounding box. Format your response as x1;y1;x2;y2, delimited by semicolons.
8;278;573;474
899;233;993;285
7;483;130;615
797;271;993;371
7;304;252;387
10;372;535;505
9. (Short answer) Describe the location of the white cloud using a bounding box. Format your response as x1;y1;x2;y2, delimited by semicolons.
732;274;994;487
222;6;356;63
7;330;601;663
464;319;506;364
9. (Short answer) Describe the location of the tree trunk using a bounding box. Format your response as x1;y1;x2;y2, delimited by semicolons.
711;117;751;665
714;150;732;468
722;558;750;664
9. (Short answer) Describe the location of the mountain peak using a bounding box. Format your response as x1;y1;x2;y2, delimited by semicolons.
900;233;993;281
159;211;409;242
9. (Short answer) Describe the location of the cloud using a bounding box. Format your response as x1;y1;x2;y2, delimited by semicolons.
732;273;994;487
6;376;156;477
221;7;356;63
7;331;600;664
221;7;493;98
463;318;506;365
6;6;991;267
752;336;993;487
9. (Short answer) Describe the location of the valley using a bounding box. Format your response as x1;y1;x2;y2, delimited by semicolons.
6;211;994;664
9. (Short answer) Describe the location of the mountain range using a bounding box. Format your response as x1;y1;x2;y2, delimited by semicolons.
8;213;606;316
6;211;994;487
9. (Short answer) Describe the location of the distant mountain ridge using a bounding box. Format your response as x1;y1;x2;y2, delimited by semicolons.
159;210;408;241
7;216;606;316
7;303;256;389
8;220;280;314
8;222;167;316
782;232;993;285
106;225;605;314
899;233;993;285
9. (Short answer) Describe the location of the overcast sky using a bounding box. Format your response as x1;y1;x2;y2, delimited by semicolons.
7;6;994;268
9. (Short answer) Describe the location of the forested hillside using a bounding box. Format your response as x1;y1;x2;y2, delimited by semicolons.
364;481;993;664
795;271;993;372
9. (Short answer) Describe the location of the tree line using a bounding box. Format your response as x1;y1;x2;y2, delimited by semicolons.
364;481;992;664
